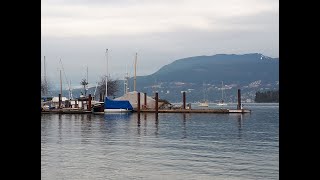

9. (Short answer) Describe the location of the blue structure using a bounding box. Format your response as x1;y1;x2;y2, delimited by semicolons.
104;97;133;110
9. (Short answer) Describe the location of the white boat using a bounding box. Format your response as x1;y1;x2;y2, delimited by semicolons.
198;82;209;107
217;81;227;106
199;101;209;107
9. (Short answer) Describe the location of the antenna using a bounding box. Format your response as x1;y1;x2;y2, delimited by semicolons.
134;52;137;91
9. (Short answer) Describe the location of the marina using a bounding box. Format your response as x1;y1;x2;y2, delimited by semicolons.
41;89;251;114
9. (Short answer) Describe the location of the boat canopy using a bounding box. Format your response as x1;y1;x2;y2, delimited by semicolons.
104;97;133;110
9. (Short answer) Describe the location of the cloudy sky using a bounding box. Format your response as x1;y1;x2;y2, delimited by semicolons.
41;0;279;89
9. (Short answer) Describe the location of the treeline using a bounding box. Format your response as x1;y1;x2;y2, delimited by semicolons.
254;90;279;103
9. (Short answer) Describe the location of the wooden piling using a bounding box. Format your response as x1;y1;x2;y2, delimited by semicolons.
237;89;241;110
144;92;147;109
155;92;159;113
137;92;140;113
75;100;78;108
88;94;92;111
58;94;61;109
182;91;186;109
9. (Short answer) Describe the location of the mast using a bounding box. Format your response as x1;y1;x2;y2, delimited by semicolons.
221;81;224;102
124;64;129;95
203;82;206;102
43;56;47;95
134;52;137;91
59;58;72;99
105;49;108;98
86;65;88;88
69;80;73;99
60;69;62;96
94;82;98;98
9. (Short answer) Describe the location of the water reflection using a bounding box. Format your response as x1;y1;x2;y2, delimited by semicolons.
155;113;159;137
237;114;243;139
104;113;133;120
58;114;62;144
137;113;141;136
81;114;92;144
182;113;190;139
143;113;147;136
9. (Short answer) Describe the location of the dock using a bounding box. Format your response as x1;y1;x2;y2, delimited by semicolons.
42;89;251;114
41;108;92;114
136;109;250;113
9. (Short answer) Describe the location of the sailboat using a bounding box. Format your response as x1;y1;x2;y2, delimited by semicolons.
217;81;227;106
104;49;133;113
198;83;209;107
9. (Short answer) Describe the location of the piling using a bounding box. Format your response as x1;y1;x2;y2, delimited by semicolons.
88;94;92;111
237;89;241;110
58;94;61;109
137;92;140;113
182;91;186;109
144;92;147;109
155;92;159;113
75;100;78;108
99;93;102;102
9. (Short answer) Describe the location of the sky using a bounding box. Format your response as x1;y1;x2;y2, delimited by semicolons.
41;0;279;89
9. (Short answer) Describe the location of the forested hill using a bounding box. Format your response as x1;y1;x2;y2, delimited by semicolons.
130;53;279;88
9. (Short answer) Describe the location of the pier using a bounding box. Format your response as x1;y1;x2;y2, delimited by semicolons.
41;89;251;114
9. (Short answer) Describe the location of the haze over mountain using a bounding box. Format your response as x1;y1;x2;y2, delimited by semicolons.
131;53;278;87
49;53;279;103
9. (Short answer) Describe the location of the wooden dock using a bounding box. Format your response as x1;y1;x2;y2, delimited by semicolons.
41;108;92;114
42;108;251;114
136;109;251;113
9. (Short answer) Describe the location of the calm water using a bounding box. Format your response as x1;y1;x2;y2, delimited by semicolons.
41;103;279;180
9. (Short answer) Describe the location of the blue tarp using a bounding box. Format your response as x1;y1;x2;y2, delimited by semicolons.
104;97;133;110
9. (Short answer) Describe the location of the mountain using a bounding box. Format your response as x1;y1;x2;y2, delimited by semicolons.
131;53;278;87
126;53;279;102
47;53;279;103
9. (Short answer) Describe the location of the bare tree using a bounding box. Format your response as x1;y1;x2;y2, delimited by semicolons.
80;78;89;96
97;75;119;98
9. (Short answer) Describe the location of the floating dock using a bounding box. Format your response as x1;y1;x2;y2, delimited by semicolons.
136;109;251;113
41;108;92;114
42;89;251;114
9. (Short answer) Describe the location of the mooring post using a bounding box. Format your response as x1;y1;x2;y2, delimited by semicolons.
88;94;92;111
237;89;241;110
183;91;186;109
99;93;102;102
58;94;61;109
155;92;159;113
137;92;140;113
144;92;147;109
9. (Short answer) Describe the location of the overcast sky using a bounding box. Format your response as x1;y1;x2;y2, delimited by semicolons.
41;0;279;89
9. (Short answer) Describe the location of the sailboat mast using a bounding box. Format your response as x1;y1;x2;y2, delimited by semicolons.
124;64;128;95
134;52;137;92
69;80;73;99
105;49;108;97
221;81;224;100
60;69;62;96
44;56;47;95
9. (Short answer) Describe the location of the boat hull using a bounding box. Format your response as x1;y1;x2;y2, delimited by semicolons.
198;103;209;107
104;109;132;113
